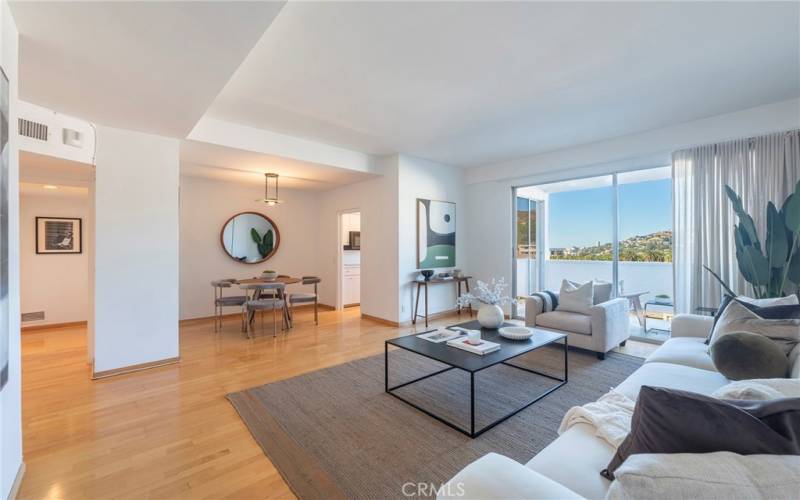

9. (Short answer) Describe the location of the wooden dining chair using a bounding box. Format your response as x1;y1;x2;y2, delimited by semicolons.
288;276;321;325
211;279;247;332
240;283;286;338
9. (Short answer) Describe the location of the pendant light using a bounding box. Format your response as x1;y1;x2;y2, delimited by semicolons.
256;173;283;206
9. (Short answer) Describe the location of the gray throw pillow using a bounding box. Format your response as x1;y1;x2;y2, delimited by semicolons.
710;331;789;380
592;281;613;304
601;386;800;480
708;300;800;354
708;295;800;345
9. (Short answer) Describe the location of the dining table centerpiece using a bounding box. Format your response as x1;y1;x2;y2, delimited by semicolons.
456;278;513;329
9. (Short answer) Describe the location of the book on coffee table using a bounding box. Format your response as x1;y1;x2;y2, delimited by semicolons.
446;337;501;355
417;329;463;343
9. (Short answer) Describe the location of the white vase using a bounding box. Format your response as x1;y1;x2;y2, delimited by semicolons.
477;304;504;329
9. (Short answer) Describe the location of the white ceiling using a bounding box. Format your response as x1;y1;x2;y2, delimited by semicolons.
12;1;799;180
207;1;800;167
180;140;377;190
11;1;285;137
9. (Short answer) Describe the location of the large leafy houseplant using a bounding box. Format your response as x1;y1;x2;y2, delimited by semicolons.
707;180;800;298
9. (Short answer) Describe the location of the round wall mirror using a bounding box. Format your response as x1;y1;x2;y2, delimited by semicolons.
220;212;280;264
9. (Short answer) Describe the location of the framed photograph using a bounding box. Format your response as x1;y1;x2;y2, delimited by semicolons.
417;198;456;268
36;217;82;254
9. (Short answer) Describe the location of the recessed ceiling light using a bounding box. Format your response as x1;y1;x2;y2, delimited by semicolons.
42;185;59;190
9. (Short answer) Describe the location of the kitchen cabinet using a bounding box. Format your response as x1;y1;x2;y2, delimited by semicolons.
343;265;360;306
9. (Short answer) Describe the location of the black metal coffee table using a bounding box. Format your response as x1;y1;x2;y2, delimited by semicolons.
385;320;567;438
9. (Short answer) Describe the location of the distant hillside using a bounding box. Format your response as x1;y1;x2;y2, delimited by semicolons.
551;230;672;262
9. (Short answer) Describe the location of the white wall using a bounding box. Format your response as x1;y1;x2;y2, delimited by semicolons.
465;180;513;313
179;175;320;320
92;126;179;373
397;155;466;323
318;157;398;321
20;189;89;326
468;98;800;185
1;1;21;497
17;100;96;165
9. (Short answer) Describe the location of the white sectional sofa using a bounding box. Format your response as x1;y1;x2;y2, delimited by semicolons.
438;313;800;500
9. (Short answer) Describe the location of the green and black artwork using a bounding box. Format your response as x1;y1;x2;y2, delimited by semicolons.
417;198;456;269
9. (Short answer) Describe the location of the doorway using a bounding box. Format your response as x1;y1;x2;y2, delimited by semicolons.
338;210;361;310
19;151;94;360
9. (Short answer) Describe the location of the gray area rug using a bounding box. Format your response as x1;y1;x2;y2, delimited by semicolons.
228;345;642;500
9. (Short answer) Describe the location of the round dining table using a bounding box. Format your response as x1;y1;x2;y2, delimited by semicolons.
234;276;302;331
236;276;301;286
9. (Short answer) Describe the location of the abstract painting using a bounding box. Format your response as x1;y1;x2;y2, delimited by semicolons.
417;198;455;268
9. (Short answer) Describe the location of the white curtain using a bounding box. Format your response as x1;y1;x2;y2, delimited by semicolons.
673;130;800;313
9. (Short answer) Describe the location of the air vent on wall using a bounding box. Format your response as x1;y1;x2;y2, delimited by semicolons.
21;311;45;322
18;117;48;141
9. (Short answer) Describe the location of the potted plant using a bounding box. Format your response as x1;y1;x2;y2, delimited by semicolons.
654;294;671;305
456;278;513;329
706;180;800;298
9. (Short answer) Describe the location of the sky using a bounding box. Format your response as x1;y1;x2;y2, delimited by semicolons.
542;179;672;248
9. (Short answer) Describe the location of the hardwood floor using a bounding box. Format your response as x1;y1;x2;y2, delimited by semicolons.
18;308;465;499
19;310;652;499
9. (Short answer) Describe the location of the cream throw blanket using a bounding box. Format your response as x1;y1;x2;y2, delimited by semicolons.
559;379;800;449
558;391;635;448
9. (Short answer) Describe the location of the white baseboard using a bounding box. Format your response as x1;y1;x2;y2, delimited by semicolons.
7;461;25;500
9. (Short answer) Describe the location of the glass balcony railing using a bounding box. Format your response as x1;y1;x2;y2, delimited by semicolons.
515;259;673;342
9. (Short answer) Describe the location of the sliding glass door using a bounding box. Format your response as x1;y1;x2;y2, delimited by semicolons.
617;167;673;338
512;167;673;341
542;175;614;292
513;193;542;317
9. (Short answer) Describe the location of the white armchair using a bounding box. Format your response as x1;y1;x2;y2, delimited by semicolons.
525;294;630;359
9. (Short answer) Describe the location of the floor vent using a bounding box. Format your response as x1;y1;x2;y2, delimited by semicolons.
21;311;45;322
18;117;48;141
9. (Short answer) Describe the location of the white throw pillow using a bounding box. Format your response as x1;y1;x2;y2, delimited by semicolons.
708;300;800;355
606;452;800;500
564;279;612;305
557;279;594;315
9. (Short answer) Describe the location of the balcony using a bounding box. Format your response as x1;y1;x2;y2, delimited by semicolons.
515;259;673;343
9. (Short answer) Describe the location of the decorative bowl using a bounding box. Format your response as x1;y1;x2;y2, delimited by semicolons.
261;271;278;281
420;270;434;281
498;326;534;340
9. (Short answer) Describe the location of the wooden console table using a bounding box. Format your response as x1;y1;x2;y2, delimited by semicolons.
412;276;473;327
